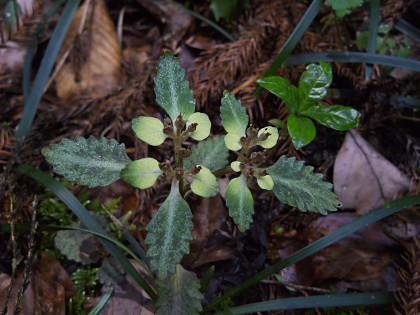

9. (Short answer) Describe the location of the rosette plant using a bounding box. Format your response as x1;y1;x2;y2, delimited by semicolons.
42;52;356;314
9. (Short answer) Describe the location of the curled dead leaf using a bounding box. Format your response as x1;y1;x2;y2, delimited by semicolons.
54;0;124;100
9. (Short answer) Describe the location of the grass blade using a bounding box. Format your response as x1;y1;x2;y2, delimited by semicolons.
16;0;81;140
395;18;420;42
88;287;114;315
168;0;235;42
16;164;158;301
204;195;420;311
365;0;380;80
215;292;394;314
23;0;66;99
254;0;324;94
285;52;420;72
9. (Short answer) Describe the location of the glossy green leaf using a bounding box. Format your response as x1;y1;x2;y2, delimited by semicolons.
184;136;229;171
156;264;203;315
132;116;167;146
226;175;254;232
301;105;361;130
191;166;219;197
257;126;279;149
287;115;316;149
298;61;332;111
121;158;162;189
211;0;250;22
267;156;341;214
155;52;196;123
42;136;131;187
257;76;299;113
187;112;211;141
145;183;194;279
326;0;364;18
221;91;249;150
269;118;287;129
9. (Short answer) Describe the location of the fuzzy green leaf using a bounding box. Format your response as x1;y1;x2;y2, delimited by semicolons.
155;51;196;122
156;264;203;315
145;183;193;279
184;135;229;171
97;257;125;286
221;91;249;150
287;115;316;149
298;61;332;111
257;76;299;113
301;105;361;130
54;223;90;263
267;156;341;215
326;0;364;18
121;158;162;189
226;175;254;232
191;166;219;197
42;136;131;187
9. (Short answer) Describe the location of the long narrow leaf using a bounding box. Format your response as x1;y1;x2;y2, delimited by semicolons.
395;18;420;42
216;292;394;315
285;52;420;72
17;0;81;139
88;287;114;315
205;195;420;311
23;0;66;99
255;0;324;94
169;1;235;42
16;164;158;301
365;0;380;80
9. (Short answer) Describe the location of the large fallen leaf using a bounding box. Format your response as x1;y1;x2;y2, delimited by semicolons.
0;252;76;315
54;0;123;99
333;130;410;214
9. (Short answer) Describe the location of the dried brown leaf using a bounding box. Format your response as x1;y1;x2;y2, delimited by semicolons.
54;0;124;100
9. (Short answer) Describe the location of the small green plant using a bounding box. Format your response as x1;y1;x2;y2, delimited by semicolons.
325;0;364;18
41;52;358;313
258;61;360;149
68;267;99;315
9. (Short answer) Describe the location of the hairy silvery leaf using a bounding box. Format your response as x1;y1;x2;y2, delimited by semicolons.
155;51;196;122
156;264;203;315
257;76;299;113
184;136;229;171
300;105;361;131
190;166;219;197
220;91;249;150
145;183;193;279
287;114;316;150
298;61;332;111
267;156;341;214
97;256;125;286
42;136;131;187
226;175;254;232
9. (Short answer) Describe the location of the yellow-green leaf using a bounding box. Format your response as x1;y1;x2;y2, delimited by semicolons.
191;166;219;197
257;126;279;149
256;174;274;190
121;158;162;189
132;116;167;146
230;161;241;172
187;112;211;141
224;133;242;151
